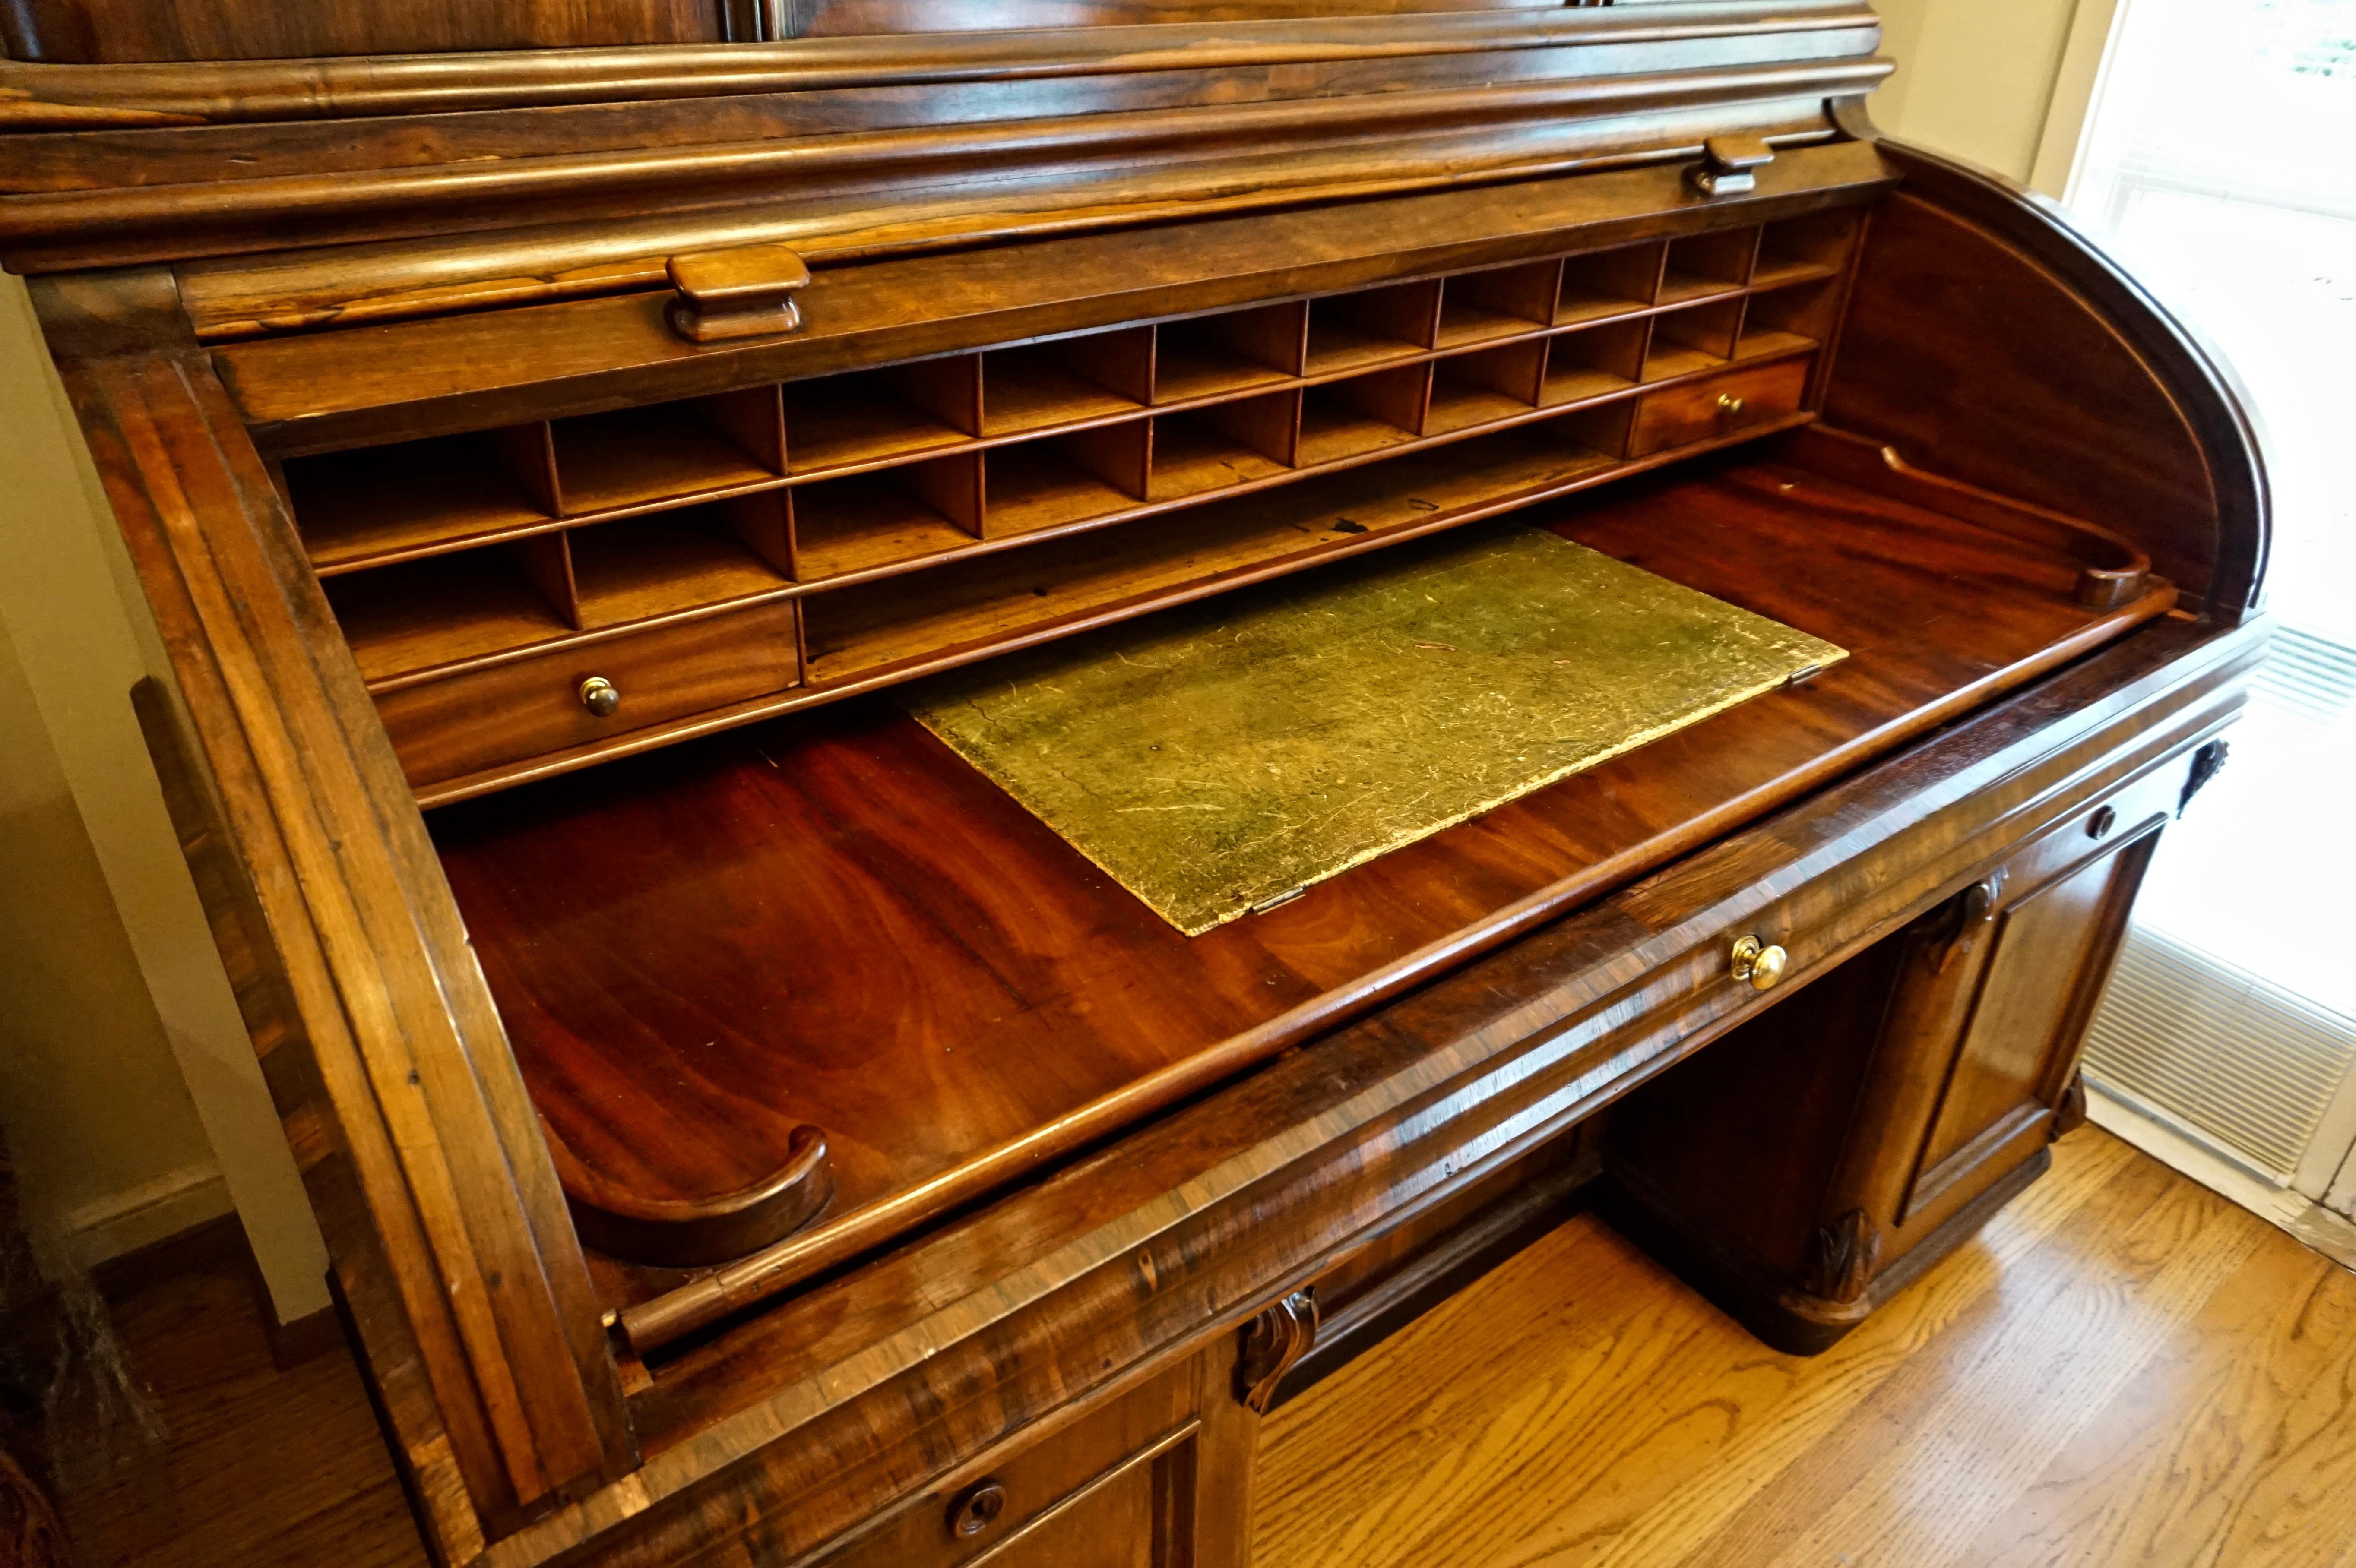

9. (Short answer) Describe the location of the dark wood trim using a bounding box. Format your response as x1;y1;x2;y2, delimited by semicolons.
0;3;1880;128
87;1211;343;1371
49;270;635;1550
1267;1145;1600;1410
215;148;1891;449
88;1211;247;1302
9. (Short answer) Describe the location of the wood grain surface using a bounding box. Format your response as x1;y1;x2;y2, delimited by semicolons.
52;1256;427;1568
1255;1127;2356;1568
430;452;2167;1301
12;12;2279;1565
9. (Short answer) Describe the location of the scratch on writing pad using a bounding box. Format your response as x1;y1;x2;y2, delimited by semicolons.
903;525;1846;936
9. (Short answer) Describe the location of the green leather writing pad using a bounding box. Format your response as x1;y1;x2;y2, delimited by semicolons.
906;525;1846;935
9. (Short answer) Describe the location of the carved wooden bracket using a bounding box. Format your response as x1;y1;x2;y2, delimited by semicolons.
1933;868;2007;975
666;244;813;344
2053;1072;2090;1140
551;1118;834;1270
2180;738;2229;816
1236;1289;1319;1413
1802;1209;1882;1306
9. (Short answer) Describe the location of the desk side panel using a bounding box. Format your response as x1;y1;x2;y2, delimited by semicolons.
31;269;638;1559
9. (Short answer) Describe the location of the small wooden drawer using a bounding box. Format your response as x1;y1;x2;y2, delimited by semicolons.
376;602;801;790
811;1356;1201;1568
1630;358;1810;456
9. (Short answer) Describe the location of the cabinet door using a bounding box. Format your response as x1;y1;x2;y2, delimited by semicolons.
1890;817;2160;1237
1596;759;2184;1354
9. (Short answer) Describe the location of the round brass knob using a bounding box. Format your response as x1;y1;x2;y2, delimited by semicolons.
1717;393;1747;419
949;1479;1008;1540
579;677;621;718
1731;934;1788;992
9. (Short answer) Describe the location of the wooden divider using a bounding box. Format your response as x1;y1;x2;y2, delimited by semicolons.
299;211;1867;794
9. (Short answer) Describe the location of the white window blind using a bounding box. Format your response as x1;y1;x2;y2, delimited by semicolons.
2068;0;2356;1195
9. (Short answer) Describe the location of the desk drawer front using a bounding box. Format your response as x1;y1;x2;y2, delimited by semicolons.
805;1350;1242;1568
1630;359;1811;456
375;603;801;790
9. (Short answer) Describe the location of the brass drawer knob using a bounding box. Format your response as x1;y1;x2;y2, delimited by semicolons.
1731;934;1787;991
950;1479;1008;1539
579;677;622;718
1717;393;1747;419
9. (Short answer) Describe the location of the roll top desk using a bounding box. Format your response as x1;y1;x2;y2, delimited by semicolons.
0;4;2267;1564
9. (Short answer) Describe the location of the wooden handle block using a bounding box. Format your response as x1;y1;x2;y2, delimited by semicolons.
667;244;813;343
1687;135;1776;197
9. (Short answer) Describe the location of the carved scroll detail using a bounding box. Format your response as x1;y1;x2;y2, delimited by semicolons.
2180;738;2229;816
1237;1289;1319;1414
1802;1210;1882;1306
2053;1073;2090;1139
1934;869;2007;974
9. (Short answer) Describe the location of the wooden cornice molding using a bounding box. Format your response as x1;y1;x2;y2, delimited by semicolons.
0;7;1887;337
0;58;1887;276
171;99;1869;345
0;3;1879;129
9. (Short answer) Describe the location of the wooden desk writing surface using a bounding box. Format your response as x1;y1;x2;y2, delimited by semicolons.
432;454;2169;1316
0;4;2268;1564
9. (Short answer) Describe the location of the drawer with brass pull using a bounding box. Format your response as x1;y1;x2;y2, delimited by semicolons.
374;602;801;792
1630;358;1812;456
806;1352;1217;1568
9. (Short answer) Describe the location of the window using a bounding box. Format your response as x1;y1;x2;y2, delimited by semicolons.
2070;0;2356;1201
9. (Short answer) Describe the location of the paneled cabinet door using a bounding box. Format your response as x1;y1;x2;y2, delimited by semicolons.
1827;765;2180;1282
804;1344;1254;1568
1599;757;2184;1354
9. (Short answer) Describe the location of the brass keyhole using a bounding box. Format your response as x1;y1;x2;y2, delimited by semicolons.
1731;934;1788;992
950;1479;1008;1539
580;677;621;718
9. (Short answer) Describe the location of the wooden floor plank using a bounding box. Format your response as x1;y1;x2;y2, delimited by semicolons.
52;1261;425;1568
1963;1233;2356;1568
1726;1156;2264;1568
1576;1128;2148;1568
1254;1130;2356;1568
1253;1127;2142;1568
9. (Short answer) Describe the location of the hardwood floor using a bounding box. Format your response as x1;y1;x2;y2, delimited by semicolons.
52;1252;424;1568
1256;1128;2356;1568
50;1128;2356;1568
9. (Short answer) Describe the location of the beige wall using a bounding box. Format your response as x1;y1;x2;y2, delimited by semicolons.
0;618;222;1255
1871;0;2122;197
0;272;329;1319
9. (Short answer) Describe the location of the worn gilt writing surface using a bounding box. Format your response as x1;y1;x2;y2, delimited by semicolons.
909;524;1846;934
